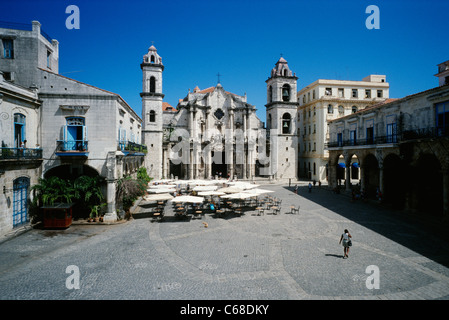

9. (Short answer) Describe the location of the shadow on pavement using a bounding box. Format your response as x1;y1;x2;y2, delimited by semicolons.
283;185;449;268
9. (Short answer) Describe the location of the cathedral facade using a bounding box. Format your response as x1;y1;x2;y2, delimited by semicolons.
141;46;299;181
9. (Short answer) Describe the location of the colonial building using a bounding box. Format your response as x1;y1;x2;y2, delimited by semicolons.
297;75;389;182
0;21;145;232
141;46;299;181
0;71;42;236
326;62;449;220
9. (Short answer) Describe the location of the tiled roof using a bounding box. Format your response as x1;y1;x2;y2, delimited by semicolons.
163;102;176;111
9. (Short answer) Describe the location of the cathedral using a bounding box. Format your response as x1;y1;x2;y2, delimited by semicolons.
141;45;299;181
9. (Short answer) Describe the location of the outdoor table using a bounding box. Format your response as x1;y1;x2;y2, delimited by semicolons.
271;206;279;215
256;207;264;216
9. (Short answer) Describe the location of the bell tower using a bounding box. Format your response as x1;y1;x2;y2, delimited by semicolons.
141;45;164;179
265;56;299;180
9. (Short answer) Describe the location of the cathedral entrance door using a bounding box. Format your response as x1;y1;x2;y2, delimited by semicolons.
211;151;227;179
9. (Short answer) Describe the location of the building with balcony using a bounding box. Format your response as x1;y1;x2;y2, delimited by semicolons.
0;71;42;235
0;21;145;229
297;75;389;182
326;62;449;220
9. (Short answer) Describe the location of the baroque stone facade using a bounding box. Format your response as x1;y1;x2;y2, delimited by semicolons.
141;47;300;181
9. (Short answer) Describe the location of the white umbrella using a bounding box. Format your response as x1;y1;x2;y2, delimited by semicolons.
147;188;176;194
217;186;244;194
197;191;226;196
193;185;218;191
242;188;274;195
220;193;255;199
143;193;174;201
171;195;205;203
227;182;260;190
148;184;177;189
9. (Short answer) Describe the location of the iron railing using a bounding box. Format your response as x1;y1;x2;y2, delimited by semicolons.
56;140;88;152
118;141;147;154
325;135;399;148
0;147;43;160
326;126;449;149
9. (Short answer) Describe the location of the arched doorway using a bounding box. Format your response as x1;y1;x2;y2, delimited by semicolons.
383;153;406;209
44;164;99;180
363;153;379;198
349;154;361;187
336;154;345;186
13;177;30;227
44;164;103;219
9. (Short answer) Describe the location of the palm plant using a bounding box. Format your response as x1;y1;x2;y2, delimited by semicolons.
31;176;76;207
73;175;105;220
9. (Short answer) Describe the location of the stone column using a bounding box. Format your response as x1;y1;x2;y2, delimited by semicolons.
206;148;212;179
162;148;168;179
229;109;235;179
243;112;248;179
189;107;194;138
104;151;119;222
360;164;366;192
345;159;351;192
188;147;193;180
378;165;384;198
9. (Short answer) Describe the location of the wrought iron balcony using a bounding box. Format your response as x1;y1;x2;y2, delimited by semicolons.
0;147;43;160
55;140;89;156
401;126;449;141
325;134;399;149
118;141;147;155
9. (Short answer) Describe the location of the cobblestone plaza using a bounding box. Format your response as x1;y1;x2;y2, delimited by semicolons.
1;181;449;301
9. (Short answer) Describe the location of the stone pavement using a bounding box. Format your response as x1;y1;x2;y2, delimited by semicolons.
1;181;449;300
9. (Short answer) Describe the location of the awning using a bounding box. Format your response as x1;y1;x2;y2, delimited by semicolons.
352;162;360;168
338;163;346;168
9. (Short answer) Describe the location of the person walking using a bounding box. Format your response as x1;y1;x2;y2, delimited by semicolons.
308;182;312;193
339;229;352;259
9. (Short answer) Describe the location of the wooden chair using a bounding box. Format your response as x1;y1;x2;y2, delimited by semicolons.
290;206;300;214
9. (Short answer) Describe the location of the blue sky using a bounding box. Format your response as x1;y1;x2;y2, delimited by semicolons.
1;0;448;123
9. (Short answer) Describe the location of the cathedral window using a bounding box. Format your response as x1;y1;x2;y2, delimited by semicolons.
149;110;156;122
214;108;224;120
327;104;334;114
151;55;155;63
268;86;273;103
352;106;358;113
282;113;291;134
282;84;291;102
150;77;156;93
